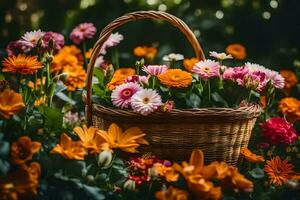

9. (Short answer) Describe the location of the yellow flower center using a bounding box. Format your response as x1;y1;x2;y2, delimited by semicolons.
143;97;150;104
122;89;132;97
203;67;210;73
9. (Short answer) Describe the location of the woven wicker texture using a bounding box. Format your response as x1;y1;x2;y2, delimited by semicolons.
84;10;261;164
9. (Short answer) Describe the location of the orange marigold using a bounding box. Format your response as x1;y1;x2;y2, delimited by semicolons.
60;45;84;64
11;136;41;165
241;148;265;163
133;46;157;60
0;89;25;119
183;57;199;72
225;44;246;60
85;48;93;59
280;70;298;95
264;156;294;186
158;69;192;88
51;133;87;160
155;186;188;200
63;65;86;91
278;97;300;123
0;162;41;200
51;52;79;74
107;68;136;90
2;54;43;74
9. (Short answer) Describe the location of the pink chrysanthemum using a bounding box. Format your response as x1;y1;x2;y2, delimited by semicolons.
131;89;162;116
209;51;233;60
223;66;249;81
100;32;124;55
41;32;65;52
126;75;149;86
21;29;45;49
6;40;30;55
192;59;220;79
70;23;97;44
142;65;168;76
261;117;298;145
243;71;268;92
111;82;141;109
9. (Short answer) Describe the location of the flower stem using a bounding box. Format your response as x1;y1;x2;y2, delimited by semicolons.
82;42;88;69
46;62;51;89
152;77;156;89
208;79;211;102
247;91;252;102
34;72;37;90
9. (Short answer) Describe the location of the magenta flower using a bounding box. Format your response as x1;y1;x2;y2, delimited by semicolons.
143;65;168;76
41;32;64;52
70;22;97;44
261;117;298;145
111;82;142;108
126;75;149;85
192;59;220;80
243;71;268;92
6;40;30;55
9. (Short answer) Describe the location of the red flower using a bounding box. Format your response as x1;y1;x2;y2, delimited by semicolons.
261;117;298;145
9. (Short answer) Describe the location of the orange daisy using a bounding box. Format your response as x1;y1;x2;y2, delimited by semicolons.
2;54;43;74
225;44;246;60
133;46;157;60
264;156;294;186
11;136;41;165
51;133;87;160
158;69;192;88
59;45;84;65
153;163;179;182
183;57;199;72
97;123;148;153
0;89;25;119
241;148;265;163
107;68;136;90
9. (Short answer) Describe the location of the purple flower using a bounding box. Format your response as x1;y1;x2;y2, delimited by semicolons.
70;22;97;44
41;32;65;52
6;40;30;55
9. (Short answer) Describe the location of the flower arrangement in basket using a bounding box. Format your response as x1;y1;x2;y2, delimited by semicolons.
85;11;283;164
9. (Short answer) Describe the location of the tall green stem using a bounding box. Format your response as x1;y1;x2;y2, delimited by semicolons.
208;79;211;102
82;42;88;69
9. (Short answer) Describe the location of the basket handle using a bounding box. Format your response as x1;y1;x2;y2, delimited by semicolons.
86;10;205;124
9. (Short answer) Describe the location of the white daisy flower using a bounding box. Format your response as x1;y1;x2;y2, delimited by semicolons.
162;53;184;62
209;51;233;60
131;89;162;116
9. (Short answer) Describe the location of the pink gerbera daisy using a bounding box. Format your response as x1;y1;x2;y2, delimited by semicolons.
70;23;97;44
111;82;141;108
142;65;168;76
192;59;220;79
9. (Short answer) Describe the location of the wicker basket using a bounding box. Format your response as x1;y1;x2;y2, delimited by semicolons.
85;10;261;164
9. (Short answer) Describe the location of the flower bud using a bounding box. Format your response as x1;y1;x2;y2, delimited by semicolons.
97;150;112;168
123;179;136;191
86;175;94;183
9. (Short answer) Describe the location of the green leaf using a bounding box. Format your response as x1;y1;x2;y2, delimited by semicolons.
38;106;63;132
186;93;201;108
0;159;10;176
250;90;260;98
249;167;265;179
212;92;229;107
82;185;105;200
94;68;105;87
0;141;10;156
159;85;169;92
55;92;76;105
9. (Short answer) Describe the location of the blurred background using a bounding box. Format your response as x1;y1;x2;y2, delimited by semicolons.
1;0;300;70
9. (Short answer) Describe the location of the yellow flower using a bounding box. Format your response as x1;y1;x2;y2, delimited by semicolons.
133;46;157;60
158;69;192;88
97;123;148;153
74;125;108;154
0;89;25;119
85;48;93;59
2;54;43;74
278;97;300;123
155;186;188;200
11;136;41;165
240;148;265;163
225;44;246;60
183;57;199;72
34;96;47;107
153;163;179;182
264;156;294;186
51;133;87;160
107;68;136;90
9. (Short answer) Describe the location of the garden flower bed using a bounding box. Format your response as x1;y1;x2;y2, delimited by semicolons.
0;11;300;200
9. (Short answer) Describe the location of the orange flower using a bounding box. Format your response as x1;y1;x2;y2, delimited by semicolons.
155;186;188;200
133;46;157;60
51;133;87;160
183;57;199;72
28;77;46;89
278;97;300;123
51;52;79;74
74;125;108;154
0;162;41;200
158;69;192;88
34;96;47;107
264;156;294;186
85;48;93;59
97;123;148;153
280;70;298;95
225;44;246;60
201;161;229;180
2;54;43;74
63;65;86;91
107;68;136;90
241;148;265;163
153;163;179;182
228;166;254;192
11;136;41;165
60;45;84;64
0;89;25;119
